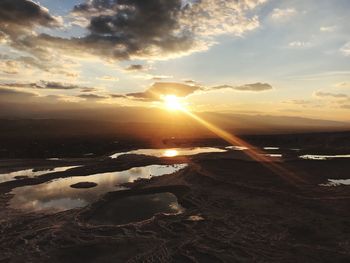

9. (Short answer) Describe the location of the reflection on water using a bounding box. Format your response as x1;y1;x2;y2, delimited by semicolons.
110;147;227;159
87;192;184;225
0;166;80;184
187;215;205;221
9;164;187;213
263;154;283;158
226;146;249;151
320;179;350;186
299;154;350;160
264;147;280;150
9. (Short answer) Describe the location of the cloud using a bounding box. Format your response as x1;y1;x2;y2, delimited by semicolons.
127;82;202;101
0;87;37;101
0;0;62;55
110;94;126;98
124;64;147;72
151;75;173;81
211;82;273;92
0;55;79;79
97;75;119;81
77;94;108;100
0;0;62;29
320;26;336;32
0;81;88;90
314;91;349;99
123;81;272;101
340;105;350;109
183;79;198;85
340;42;350;56
283;99;311;106
80;87;97;93
0;60;19;74
288;41;311;48
270;8;297;21
2;0;266;63
335;82;350;88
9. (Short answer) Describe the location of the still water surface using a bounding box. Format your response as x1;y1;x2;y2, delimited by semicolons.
110;147;227;158
9;164;187;213
0;166;80;183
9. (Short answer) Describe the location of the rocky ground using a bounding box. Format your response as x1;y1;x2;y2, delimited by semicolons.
0;150;349;262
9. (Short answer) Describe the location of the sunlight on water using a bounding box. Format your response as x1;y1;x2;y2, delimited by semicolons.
320;179;350;186
263;154;283;158
225;146;249;150
9;164;187;212
0;166;80;183
299;154;350;160
163;149;178;157
263;147;280;150
110;147;227;158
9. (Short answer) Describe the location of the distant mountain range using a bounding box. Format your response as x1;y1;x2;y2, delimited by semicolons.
0;104;349;139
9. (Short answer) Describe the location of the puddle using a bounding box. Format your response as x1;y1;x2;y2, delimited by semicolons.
264;154;283;158
263;147;280;150
187;215;205;221
225;146;249;151
110;147;226;159
0;166;80;184
299;154;350;160
9;164;187;213
87;192;184;225
320;179;350;186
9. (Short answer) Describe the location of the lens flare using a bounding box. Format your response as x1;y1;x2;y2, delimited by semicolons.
178;107;306;185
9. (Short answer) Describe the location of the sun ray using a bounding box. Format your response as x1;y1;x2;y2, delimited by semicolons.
180;108;306;185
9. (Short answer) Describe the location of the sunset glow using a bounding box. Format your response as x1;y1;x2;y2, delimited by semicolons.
163;95;184;111
163;149;179;157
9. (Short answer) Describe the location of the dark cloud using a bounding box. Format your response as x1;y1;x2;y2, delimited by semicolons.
235;83;273;91
40;81;82;90
110;94;126;98
151;75;173;81
0;0;61;29
110;81;273;102
126;82;202;101
184;80;197;84
1;1;265;63
30;0;194;61
78;94;108;100
0;81;87;90
81;87;98;93
0;0;61;53
211;83;273;92
124;64;146;71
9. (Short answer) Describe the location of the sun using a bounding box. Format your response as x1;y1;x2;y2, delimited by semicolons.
163;95;184;111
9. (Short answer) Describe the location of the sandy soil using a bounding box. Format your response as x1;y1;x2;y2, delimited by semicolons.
0;151;349;262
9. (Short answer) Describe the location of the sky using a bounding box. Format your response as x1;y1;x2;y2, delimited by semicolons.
0;0;350;122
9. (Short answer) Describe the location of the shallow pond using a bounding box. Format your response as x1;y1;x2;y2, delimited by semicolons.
110;147;227;159
320;179;350;186
0;166;80;184
9;164;187;213
299;154;350;160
